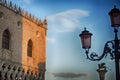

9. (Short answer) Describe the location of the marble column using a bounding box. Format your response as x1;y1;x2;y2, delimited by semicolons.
97;63;108;80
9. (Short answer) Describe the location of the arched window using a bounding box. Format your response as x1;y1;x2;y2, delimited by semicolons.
2;29;10;49
27;39;33;57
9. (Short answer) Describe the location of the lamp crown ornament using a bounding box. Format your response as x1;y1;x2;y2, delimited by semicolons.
109;5;120;14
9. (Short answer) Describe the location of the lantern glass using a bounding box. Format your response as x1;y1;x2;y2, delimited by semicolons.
109;6;120;27
79;28;92;49
110;13;120;27
81;35;91;49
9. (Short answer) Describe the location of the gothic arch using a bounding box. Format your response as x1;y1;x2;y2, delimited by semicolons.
27;39;33;57
2;29;10;49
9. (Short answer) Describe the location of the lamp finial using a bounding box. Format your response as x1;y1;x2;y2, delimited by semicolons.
84;27;86;31
114;5;116;8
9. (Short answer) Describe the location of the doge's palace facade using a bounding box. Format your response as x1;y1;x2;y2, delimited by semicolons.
0;0;47;80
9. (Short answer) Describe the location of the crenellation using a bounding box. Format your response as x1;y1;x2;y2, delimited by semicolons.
21;9;25;16
30;15;35;22
43;18;47;25
14;4;17;11
38;19;42;26
25;11;29;18
35;18;39;24
0;0;3;5
9;1;12;9
13;4;20;13
0;0;48;28
3;0;7;6
18;7;22;14
31;15;34;22
29;13;32;20
38;20;43;27
2;0;5;5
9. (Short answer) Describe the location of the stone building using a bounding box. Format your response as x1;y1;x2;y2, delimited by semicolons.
0;0;47;80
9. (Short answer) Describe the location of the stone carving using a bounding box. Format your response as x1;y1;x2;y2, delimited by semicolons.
39;62;46;80
30;72;35;80
0;48;12;60
98;63;106;70
1;63;8;80
0;60;44;80
15;67;22;80
21;69;26;80
97;63;108;80
6;65;11;80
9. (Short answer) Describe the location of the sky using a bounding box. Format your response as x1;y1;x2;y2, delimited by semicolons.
10;0;120;80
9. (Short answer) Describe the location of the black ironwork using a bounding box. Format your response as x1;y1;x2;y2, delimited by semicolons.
80;6;120;80
84;29;120;61
81;27;120;80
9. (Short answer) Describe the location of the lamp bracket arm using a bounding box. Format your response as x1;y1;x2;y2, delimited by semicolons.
85;40;115;61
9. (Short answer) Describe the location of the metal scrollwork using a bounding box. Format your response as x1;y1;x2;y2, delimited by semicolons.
85;40;116;61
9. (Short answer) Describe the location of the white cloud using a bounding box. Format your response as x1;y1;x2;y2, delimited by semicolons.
47;37;56;43
47;9;89;32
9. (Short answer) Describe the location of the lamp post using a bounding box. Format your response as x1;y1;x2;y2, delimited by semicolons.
79;6;120;80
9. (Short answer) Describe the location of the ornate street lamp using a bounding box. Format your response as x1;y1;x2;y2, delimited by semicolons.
109;5;120;27
79;6;120;80
79;28;92;49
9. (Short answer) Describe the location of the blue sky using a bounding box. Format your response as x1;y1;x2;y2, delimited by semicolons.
11;0;120;80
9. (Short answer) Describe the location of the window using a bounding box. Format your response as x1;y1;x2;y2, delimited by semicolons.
17;21;20;26
27;39;33;57
0;11;4;18
2;29;10;49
